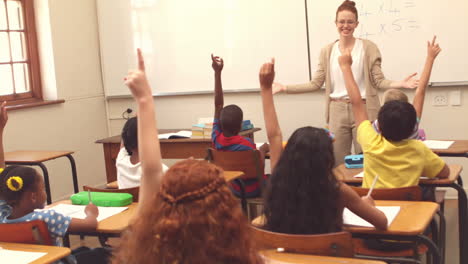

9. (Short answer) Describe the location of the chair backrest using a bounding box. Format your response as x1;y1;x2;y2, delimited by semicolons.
83;185;140;202
251;226;354;257
0;220;53;245
206;148;264;187
351;186;422;201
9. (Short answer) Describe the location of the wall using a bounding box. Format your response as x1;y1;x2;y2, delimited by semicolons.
4;0;109;201
107;86;468;197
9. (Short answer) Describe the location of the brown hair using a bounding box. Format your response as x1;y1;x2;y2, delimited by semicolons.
336;0;358;21
382;89;409;103
112;159;263;264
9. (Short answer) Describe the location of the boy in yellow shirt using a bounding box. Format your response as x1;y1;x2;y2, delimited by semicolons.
338;43;449;189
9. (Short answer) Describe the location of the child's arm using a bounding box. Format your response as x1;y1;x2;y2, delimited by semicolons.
0;102;7;168
68;204;99;232
212;54;224;120
340;183;388;230
338;50;368;125
413;36;441;119
259;58;283;171
436;164;450;179
124;49;164;210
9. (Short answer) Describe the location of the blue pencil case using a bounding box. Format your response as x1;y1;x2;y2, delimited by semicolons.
344;154;364;169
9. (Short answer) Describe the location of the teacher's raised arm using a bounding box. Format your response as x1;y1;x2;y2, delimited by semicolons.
273;0;419;166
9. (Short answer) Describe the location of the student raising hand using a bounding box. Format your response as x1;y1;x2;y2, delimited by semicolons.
427;35;441;60
259;58;275;89
211;54;224;73
124;49;152;100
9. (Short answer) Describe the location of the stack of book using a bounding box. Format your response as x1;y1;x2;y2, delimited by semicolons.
191;124;205;139
191;120;253;139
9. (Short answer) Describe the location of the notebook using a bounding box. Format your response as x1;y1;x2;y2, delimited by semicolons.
0;248;46;264
158;130;192;139
343;206;400;227
45;204;128;222
423;140;454;149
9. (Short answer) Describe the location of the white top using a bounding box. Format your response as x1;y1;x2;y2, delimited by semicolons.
116;147;169;189
329;39;366;99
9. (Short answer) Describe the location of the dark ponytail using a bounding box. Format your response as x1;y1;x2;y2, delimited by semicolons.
0;166;39;205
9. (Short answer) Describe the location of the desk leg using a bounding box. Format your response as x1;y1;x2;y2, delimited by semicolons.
37;162;52;205
66;154;79;193
450;182;468;264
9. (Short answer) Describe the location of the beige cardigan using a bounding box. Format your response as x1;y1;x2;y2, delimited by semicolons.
286;39;393;123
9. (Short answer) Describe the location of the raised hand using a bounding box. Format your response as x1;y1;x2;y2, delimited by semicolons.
0;101;8;130
259;58;275;89
401;72;419;89
211;54;224;73
427;35;442;60
338;49;353;68
124;49;152;99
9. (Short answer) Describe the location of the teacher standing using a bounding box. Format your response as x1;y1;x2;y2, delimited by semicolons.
273;0;418;166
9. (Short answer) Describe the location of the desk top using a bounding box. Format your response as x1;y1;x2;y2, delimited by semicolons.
253;200;438;236
431;139;468;155
344;200;438;236
5;151;74;163
49;201;137;234
260;249;385;264
95;128;261;144
0;242;71;264
334;164;462;185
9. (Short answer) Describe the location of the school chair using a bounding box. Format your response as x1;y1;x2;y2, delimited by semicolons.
83;185;139;202
350;186;445;264
251;226;354;257
0;220;52;245
206;148;265;220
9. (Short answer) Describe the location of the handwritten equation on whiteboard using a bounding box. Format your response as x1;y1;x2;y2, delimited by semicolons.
357;0;420;39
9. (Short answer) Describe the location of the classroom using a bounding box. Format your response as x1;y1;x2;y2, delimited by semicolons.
1;0;468;263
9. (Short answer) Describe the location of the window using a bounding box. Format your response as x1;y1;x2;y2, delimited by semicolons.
0;0;42;104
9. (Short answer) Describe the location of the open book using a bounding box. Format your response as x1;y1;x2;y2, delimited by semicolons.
423;140;454;150
343;206;400;227
45;204;128;222
158;130;191;139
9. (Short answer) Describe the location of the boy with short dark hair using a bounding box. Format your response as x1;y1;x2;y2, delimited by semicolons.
338;46;449;189
211;54;268;198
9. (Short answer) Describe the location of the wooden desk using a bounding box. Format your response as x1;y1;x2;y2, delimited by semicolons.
224;171;245;182
5;151;78;204
431;139;468;158
95;128;260;183
0;242;71;264
260;250;385;264
345;200;441;264
335;164;465;264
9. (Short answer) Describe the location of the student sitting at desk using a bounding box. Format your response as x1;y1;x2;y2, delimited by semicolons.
338;46;449;189
117;116;168;189
211;54;269;198
258;59;387;234
0;102;107;264
113;49;262;264
373;36;442;141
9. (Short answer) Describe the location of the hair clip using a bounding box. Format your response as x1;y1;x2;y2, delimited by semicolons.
6;176;23;192
323;126;335;142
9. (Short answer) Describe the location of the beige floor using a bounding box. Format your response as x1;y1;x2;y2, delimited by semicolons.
69;199;461;264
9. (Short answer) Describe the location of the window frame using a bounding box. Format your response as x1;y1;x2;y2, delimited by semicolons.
0;0;43;105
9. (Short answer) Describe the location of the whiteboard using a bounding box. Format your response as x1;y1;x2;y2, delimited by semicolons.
97;0;309;97
97;0;468;97
307;0;468;84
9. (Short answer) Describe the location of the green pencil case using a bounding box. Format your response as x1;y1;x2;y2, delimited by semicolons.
70;191;133;207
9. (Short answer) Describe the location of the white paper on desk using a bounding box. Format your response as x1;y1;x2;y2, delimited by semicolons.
0;248;47;264
343;206;400;227
353;171;364;178
423;140;454;149
158;130;191;139
46;204;128;222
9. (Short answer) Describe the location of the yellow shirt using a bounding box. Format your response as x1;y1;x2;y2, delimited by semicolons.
357;120;445;188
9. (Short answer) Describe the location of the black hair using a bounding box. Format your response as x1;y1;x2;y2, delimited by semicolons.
377;101;416;141
121;116;138;155
263;127;342;234
0;166;40;206
220;105;243;136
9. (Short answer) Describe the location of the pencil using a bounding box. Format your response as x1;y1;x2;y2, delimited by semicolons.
366;174;379;198
88;190;92;204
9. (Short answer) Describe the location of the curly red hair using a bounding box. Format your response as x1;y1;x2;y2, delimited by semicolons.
112;159;263;264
